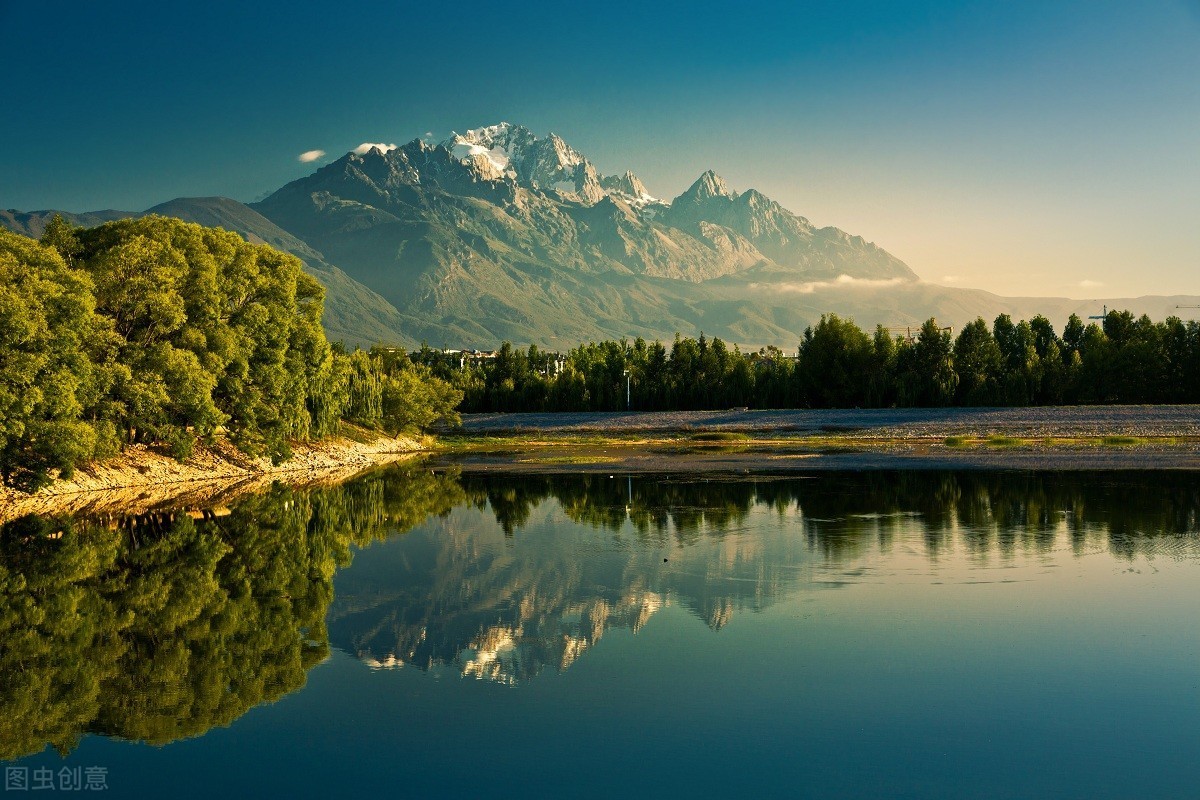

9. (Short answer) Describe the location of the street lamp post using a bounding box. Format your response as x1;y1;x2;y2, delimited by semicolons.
623;369;631;410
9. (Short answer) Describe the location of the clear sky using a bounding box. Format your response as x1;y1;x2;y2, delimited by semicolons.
2;0;1197;298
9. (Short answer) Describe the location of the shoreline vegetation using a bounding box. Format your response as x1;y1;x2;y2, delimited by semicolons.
0;217;460;493
414;312;1200;414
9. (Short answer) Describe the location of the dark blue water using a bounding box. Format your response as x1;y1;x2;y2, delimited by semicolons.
3;469;1198;798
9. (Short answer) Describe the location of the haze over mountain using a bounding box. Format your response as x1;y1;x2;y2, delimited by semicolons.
5;123;1197;348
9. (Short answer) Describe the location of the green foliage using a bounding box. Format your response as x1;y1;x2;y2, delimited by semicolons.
797;314;874;407
417;310;1200;413
0;230;108;489
953;319;1003;405
0;219;463;489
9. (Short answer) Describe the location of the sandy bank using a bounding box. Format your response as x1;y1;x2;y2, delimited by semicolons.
0;427;425;523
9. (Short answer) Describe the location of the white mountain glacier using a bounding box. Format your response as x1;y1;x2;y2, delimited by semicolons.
443;122;661;207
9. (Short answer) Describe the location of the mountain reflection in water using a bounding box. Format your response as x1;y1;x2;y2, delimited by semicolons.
1;467;1198;759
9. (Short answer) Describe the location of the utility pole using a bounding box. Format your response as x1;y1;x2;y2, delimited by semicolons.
623;369;631;410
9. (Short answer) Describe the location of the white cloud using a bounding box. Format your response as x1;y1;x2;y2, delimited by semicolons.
297;149;326;163
353;142;398;155
941;275;963;284
750;275;908;294
1079;279;1104;288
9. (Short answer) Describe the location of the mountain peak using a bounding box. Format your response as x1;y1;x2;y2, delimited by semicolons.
600;170;659;207
672;171;736;208
686;170;735;202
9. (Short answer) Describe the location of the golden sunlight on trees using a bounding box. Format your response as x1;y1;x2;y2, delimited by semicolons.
0;219;461;490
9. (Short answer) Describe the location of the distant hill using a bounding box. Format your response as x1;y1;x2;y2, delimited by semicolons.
6;122;1197;349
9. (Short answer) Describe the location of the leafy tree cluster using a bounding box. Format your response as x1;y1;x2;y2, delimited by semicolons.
415;312;1200;413
0;218;461;490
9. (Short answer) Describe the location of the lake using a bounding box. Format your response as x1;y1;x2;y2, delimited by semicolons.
2;467;1198;798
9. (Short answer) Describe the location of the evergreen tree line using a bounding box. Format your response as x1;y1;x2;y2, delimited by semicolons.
0;217;460;490
413;312;1200;413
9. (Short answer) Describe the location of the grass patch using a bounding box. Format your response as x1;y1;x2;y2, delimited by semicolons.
985;435;1027;447
689;432;752;442
943;436;970;448
521;455;620;465
1100;436;1145;446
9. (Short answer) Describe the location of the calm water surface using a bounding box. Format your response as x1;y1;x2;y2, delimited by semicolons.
2;469;1198;799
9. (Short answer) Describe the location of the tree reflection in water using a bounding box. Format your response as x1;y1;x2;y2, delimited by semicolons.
1;467;1196;758
331;470;1200;684
0;466;464;760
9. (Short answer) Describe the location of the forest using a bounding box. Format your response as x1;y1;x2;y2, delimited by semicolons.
413;311;1200;413
0;217;460;490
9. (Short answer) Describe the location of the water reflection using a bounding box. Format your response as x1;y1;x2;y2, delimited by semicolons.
330;471;1200;686
1;468;1197;759
0;467;463;761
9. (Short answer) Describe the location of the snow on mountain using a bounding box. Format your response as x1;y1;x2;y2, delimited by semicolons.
601;170;662;208
441;122;658;208
353;142;398;156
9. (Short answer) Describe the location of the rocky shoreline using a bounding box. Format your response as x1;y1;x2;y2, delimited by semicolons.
0;428;426;523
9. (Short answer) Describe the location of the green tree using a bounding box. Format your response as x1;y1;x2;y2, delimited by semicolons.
796;314;873;407
909;319;958;405
953;318;1002;405
0;231;110;489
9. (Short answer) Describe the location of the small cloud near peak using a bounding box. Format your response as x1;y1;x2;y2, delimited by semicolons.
1079;279;1104;288
353;142;398;155
298;149;326;163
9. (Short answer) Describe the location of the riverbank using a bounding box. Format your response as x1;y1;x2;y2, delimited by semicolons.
436;406;1200;473
455;406;1200;438
0;424;426;523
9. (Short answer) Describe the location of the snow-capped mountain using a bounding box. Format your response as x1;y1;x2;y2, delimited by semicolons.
15;122;1187;348
442;122;658;207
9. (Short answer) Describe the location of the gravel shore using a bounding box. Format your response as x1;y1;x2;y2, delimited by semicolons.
443;406;1200;473
458;406;1200;438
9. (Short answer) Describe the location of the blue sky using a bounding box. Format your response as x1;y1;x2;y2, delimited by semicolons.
2;0;1197;298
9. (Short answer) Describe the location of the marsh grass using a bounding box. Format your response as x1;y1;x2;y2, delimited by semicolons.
1100;435;1146;446
521;455;620;465
689;432;752;442
986;435;1027;447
